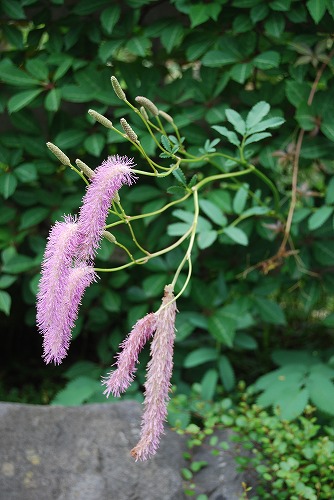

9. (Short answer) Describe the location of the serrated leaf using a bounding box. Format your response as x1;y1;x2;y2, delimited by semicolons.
223;226;248;246
8;88;43;114
172;167;187;186
225;109;246;135
126;36;151;57
246;101;270;130
276;387;309;420
167;186;187;196
161;134;171;152
51;376;101;406
254;50;280;69
161;24;184;53
307;373;334;415
167;222;191;236
183;347;218;368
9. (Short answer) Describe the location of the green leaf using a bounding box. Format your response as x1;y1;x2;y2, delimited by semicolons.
2;254;35;274
54;129;86;149
230;62;253;84
199;199;227;226
1;0;25;19
100;5;121;34
307;373;334;415
285;81;310;107
208;311;236;347
25;59;49;81
313;241;334;265
254;297;286;325
233;184;249;214
276;387;309;420
14;163;37;183
225;109;246;135
53;57;73;81
244;132;272;145
248;116;285;134
84;133;105;157
202;50;240;67
44;88;62;112
212;125;240;146
264;13;285;37
253;51;280;69
161;24;184;53
0;60;40;86
306;0;327;23
246;101;270;130
167;222;191;237
161;135;171;152
326;177;334;205
0;275;17;289
0;290;11;316
197;230;218;249
8;89;43;113
19;207;49;230
234;332;258;350
126;36;151;57
321;121;334;142
183;347;218;368
172;167;187;185
0;173;17;199
200;369;218;400
127;185;161;202
308;206;333;231
72;0;110;15
189;3;221;27
51;376;101;406
142;273;168;298
270;0;291;11
223;226;249;246
218;355;235;391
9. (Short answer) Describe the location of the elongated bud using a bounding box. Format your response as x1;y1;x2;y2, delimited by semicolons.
103;231;116;243
120;118;138;142
135;96;159;117
46;142;71;166
159;110;174;124
111;76;126;100
88;109;113;129
113;191;120;203
140;106;149;121
75;159;94;179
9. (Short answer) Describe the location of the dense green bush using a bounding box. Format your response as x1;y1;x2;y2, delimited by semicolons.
1;0;334;420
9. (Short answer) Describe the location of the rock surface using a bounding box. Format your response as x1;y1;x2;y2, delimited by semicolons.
0;402;256;500
0;401;185;500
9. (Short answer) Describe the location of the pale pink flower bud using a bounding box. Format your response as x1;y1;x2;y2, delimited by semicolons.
42;265;97;365
76;155;136;261
102;313;157;397
131;285;177;461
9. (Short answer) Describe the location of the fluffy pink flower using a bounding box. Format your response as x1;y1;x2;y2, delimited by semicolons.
42;265;97;365
36;216;78;337
76;155;136;261
131;285;177;461
102;313;157;397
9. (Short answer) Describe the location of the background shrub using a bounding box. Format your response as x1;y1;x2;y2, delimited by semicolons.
0;0;334;415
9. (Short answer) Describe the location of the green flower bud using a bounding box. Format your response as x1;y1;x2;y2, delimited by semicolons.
46;142;71;166
88;109;113;129
120;118;138;142
159;110;174;124
103;231;116;243
135;96;159;116
75;159;94;178
111;76;126;100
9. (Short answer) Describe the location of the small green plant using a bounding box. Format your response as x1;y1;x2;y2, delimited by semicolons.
171;384;334;499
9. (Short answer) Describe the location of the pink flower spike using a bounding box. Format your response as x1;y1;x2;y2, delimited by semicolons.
42;265;97;365
131;285;177;461
76;155;136;261
36;216;78;336
102;313;157;398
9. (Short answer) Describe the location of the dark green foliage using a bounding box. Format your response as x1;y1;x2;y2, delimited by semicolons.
0;0;333;423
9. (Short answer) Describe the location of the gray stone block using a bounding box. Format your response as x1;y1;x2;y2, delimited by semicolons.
0;401;185;500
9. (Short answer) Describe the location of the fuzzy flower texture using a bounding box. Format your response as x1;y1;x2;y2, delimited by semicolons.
37;155;135;364
37;154;177;460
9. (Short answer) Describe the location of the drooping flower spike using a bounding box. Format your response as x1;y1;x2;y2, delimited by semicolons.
76;155;136;261
102;313;157;397
42;265;97;365
36;216;79;338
